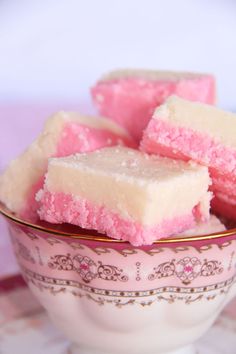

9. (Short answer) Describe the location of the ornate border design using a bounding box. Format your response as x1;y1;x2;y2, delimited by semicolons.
148;257;223;285
48;253;128;283
22;267;236;303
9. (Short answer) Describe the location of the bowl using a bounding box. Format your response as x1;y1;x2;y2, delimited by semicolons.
1;204;236;354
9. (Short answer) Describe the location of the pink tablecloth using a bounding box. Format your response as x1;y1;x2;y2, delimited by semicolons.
0;101;94;277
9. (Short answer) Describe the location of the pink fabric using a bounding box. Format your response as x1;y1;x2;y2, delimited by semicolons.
38;190;203;246
141;119;236;219
91;76;215;142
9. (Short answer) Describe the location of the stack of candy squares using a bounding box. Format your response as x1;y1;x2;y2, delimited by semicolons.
2;68;235;246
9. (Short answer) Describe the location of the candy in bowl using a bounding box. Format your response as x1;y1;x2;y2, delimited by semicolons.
1;205;236;354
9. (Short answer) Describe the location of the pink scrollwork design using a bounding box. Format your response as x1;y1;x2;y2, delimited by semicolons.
148;257;224;285
48;254;74;271
148;260;175;281
175;257;201;285
48;253;128;283
97;262;128;282
73;255;97;283
200;259;223;276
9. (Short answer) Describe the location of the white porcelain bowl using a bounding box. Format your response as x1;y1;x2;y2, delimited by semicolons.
1;205;236;354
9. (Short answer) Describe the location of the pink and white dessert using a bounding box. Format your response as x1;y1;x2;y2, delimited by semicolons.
91;69;216;142
178;215;225;237
0;112;135;220
141;95;236;220
37;146;211;246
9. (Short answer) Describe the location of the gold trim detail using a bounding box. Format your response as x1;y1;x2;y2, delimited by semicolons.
22;267;236;299
1;203;236;245
23;268;236;307
9;225;236;258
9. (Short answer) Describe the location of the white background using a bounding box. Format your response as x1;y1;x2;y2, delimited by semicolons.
0;0;236;109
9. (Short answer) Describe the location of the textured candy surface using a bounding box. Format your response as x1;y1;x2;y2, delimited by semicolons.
141;96;236;220
0;112;135;220
91;69;216;141
38;147;211;245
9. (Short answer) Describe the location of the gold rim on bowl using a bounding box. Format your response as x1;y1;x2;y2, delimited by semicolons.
0;204;236;244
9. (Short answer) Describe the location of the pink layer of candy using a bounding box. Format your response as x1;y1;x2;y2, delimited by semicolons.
22;123;135;221
21;176;45;221
211;196;236;221
38;191;200;246
91;76;215;142
211;170;236;198
141;119;236;219
56;121;136;155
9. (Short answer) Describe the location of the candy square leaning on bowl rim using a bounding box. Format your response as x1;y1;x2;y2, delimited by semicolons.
37;146;212;246
0;112;135;221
